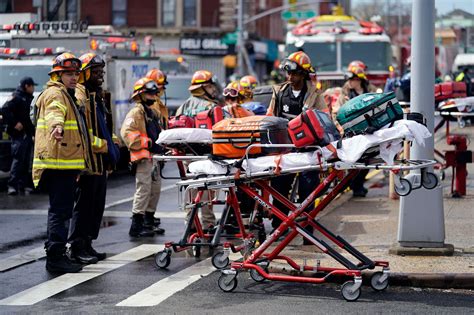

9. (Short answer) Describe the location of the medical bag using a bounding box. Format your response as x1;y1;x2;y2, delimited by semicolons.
212;116;291;159
288;109;340;148
168;115;195;129
194;106;225;129
336;92;403;136
434;82;467;102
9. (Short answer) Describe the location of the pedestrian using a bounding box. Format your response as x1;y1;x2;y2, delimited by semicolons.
33;52;90;273
2;77;36;195
68;53;120;264
222;81;253;118
121;78;165;237
334;61;378;197
266;51;327;239
175;70;222;231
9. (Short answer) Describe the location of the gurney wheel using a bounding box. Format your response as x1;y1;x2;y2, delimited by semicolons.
212;252;230;269
341;281;361;302
154;250;171;269
249;268;266;283
394;178;412;196
422;172;438;190
192;239;201;258
370;271;389;291
218;273;238;292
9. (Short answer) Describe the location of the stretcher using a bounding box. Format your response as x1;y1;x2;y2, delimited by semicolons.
157;121;436;301
153;128;265;269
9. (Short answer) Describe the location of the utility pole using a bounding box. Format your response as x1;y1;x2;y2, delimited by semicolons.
392;0;453;255
237;0;244;76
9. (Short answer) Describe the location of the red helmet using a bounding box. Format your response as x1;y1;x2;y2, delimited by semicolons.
146;68;168;86
189;70;215;91
78;52;105;83
347;60;367;71
281;51;315;73
49;52;81;75
345;64;367;81
240;75;258;90
131;77;159;99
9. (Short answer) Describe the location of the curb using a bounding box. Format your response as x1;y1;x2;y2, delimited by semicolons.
267;266;474;289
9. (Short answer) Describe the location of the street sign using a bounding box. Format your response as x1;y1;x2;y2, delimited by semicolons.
222;32;238;45
281;10;316;20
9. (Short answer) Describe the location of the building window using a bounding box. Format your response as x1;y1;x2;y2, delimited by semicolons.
66;0;78;21
162;0;176;27
112;0;127;27
0;0;12;13
47;0;60;20
183;0;197;27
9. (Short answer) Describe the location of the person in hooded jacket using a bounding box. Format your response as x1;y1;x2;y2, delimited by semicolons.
3;77;36;195
121;78;165;237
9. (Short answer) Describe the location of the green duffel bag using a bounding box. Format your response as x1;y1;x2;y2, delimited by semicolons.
336;92;403;136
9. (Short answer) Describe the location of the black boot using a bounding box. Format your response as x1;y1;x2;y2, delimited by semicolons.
69;241;99;264
46;253;83;273
129;213;155;237
144;213;165;235
86;242;106;261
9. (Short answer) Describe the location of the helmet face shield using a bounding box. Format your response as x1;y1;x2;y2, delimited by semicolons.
144;81;159;94
281;59;299;72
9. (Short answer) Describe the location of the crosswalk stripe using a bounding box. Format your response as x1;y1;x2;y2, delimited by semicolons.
116;252;241;307
116;258;215;307
0;244;163;306
0;247;45;272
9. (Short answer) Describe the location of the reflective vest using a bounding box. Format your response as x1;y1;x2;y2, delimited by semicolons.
32;80;90;187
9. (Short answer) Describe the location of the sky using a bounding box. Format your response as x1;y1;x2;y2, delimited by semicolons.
351;0;474;15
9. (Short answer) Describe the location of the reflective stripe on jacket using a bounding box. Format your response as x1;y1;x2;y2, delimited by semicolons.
120;101;153;162
32;80;90;187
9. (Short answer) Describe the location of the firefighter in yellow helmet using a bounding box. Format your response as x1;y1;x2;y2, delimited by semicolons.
175;70;221;117
68;52;120;264
239;75;258;103
266;51;326;240
121;78;165;237
33;52;91;273
222;81;253;118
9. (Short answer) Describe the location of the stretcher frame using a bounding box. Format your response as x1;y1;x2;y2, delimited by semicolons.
170;142;437;301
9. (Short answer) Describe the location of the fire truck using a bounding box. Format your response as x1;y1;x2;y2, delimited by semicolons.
285;7;393;88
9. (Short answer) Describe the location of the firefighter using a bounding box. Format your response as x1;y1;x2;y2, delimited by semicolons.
68;53;120;264
175;70;220;117
33;52;90;273
121;78;165;237
266;51;327;240
2;77;36;195
222;81;253;118
239;75;266;115
334;61;378;197
176;70;221;232
143;68;170;229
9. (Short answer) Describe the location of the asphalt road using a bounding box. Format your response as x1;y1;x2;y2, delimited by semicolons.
0;166;473;314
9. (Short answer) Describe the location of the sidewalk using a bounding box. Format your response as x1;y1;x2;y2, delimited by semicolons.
273;121;474;289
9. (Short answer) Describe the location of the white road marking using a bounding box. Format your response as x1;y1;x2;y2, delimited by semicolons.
0;247;46;272
104;183;176;208
116;252;240;307
0;244;163;306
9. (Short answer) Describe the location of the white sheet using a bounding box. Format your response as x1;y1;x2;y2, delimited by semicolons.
186;120;431;175
156;128;212;144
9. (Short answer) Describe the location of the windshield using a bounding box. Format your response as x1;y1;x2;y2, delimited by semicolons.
287;43;337;71
341;42;392;71
0;65;50;91
164;77;191;100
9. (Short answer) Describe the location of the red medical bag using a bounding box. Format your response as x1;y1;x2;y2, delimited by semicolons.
168;115;195;129
288;109;340;148
194;106;224;129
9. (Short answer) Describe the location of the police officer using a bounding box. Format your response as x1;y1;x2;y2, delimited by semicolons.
3;77;36;195
266;51;327;237
121;78;165;237
33;53;91;273
68;53;120;264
